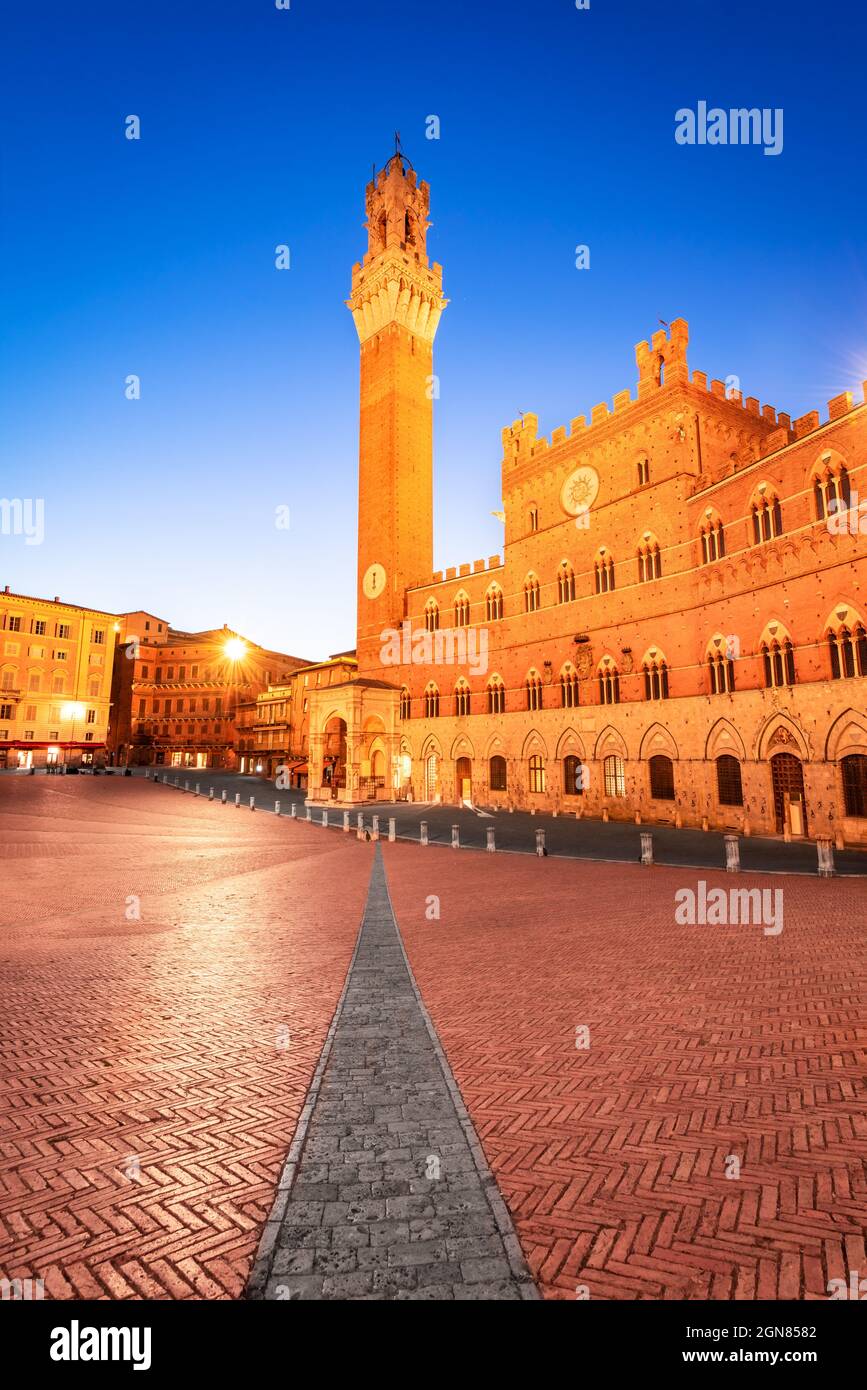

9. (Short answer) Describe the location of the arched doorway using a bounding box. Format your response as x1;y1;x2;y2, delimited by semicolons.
323;716;347;797
456;756;472;801
771;752;807;834
371;747;385;788
425;753;439;801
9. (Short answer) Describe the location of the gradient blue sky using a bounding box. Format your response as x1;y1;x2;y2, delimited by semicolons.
2;0;865;658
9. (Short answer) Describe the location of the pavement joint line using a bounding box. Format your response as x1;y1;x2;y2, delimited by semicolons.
244;852;373;1299
378;852;541;1301
246;844;540;1301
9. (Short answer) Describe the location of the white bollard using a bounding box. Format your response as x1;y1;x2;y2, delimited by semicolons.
343;811;350;832
305;806;311;822
388;817;396;842
451;824;460;849
163;775;168;785
486;825;496;853
724;835;740;873
195;783;200;797
249;796;255;811
235;793;241;808
535;829;546;857
817;838;835;878
372;814;379;841
184;780;189;793
290;802;297;819
322;809;328;828
221;789;227;804
640;831;653;865
274;800;280;816
209;787;214;801
420;821;428;846
356;812;364;832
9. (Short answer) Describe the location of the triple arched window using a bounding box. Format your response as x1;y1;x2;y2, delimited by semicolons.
761;637;796;688
594;552;615;593
700;518;726;563
813;461;851;521
526;671;543;711
707;642;736;694
486;585;503;621
524;575;540;612
637;539;662;582
399;687;412;720
828;623;867;679
557;564;576;603
643;657;669;700
424;599;440;632
751;491;783;543
487;676;506;714
598;660;620;705
454;680;471;717
560;666;579;708
454;593;470;627
424;683;440;717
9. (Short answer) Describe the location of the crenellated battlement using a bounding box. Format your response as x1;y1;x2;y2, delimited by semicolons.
406;555;504;594
501;317;867;467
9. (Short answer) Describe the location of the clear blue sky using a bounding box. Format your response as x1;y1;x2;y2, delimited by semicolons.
2;0;865;658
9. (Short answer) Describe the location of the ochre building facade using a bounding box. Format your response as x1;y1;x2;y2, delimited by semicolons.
108;616;309;771
306;153;867;845
0;586;119;769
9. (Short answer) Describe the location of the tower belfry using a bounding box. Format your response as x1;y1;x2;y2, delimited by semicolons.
347;150;447;671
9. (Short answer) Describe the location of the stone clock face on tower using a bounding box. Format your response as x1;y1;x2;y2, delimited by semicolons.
362;563;387;600
560;466;600;516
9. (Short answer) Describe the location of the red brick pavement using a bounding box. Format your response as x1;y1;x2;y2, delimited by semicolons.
0;779;371;1299
383;843;867;1300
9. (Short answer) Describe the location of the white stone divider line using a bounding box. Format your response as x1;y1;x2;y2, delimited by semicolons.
246;846;538;1302
378;853;539;1301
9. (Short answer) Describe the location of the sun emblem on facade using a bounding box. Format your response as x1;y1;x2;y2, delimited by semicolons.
560;466;600;516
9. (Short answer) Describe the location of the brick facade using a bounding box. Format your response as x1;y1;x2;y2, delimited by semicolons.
342;155;867;844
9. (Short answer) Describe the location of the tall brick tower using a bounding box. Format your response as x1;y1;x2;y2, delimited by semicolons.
347;149;447;676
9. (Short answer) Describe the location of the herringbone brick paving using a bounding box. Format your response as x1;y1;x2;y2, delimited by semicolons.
382;843;867;1300
0;778;371;1299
